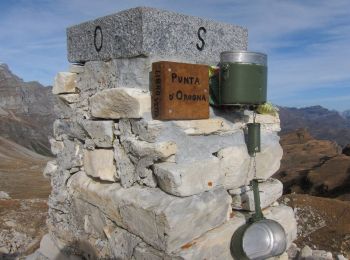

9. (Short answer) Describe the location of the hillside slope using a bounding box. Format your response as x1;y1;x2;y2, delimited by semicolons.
0;64;56;155
0;137;51;199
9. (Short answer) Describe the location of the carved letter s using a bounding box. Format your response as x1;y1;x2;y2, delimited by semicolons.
196;27;207;51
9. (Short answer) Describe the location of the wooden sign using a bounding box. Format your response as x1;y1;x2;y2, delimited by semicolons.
152;61;209;120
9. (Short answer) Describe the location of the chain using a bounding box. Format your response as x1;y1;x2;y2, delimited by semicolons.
253;154;257;179
252;110;257;179
247;150;258;180
253;110;257;124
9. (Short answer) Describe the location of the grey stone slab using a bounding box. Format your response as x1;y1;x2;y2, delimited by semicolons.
67;7;247;64
171;205;297;259
68;171;231;253
229;178;283;211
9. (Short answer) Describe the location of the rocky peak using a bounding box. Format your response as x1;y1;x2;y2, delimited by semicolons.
275;129;350;199
279;106;350;146
0;63;56;155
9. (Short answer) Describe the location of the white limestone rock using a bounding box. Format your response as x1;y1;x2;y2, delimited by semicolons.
300;245;313;259
171;205;296;259
245;111;281;132
311;250;333;260
154;158;224;197
49;138;64;154
58;93;80;104
81;120;114;148
130;119;165;143
133;243;166;260
68;171;231;253
36;233;80;260
216;144;251;189
69;64;85;74
229;178;283;211
43;160;58;178
54;97;74;120
57;139;83;170
123;137;177;159
114;140;137;188
83;149;117;182
90;88;151;119
121;137;177;187
255;138;283;179
53;119;86;141
0;191;11;200
174;118;242;136
103;225;142;259
53;72;77;94
151;132;282;196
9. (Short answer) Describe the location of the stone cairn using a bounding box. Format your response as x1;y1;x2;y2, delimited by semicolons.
37;7;297;260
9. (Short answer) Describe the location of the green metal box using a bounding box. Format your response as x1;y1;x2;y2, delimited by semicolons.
218;51;267;106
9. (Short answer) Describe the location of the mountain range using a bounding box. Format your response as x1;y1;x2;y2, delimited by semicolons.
0;64;56;155
279;106;350;147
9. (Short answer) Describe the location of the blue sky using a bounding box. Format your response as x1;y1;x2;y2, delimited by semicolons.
0;0;349;111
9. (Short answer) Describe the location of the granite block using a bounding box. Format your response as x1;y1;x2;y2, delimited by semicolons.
67;7;247;64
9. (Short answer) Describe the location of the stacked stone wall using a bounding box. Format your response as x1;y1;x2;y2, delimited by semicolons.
35;7;297;260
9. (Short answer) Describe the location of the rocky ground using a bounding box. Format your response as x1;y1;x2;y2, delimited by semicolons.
0;137;51;258
281;194;350;259
0;199;48;258
274;129;350;200
0;137;51;199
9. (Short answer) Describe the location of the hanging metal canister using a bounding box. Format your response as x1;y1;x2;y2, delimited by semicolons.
219;51;267;106
247;123;261;155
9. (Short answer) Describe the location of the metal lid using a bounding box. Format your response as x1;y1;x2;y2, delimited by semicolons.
220;51;267;66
